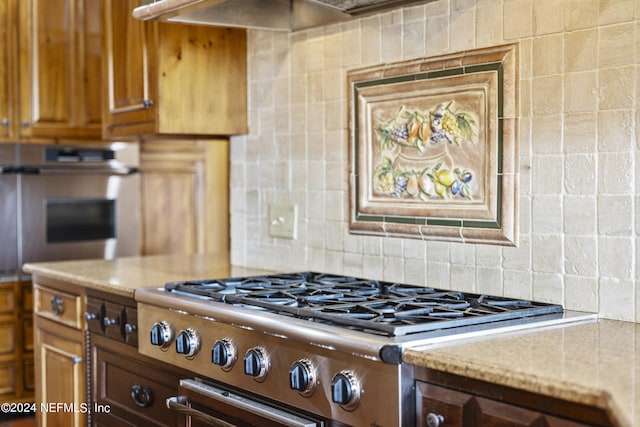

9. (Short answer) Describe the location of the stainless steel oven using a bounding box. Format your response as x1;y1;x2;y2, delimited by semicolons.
0;144;18;280
1;143;140;280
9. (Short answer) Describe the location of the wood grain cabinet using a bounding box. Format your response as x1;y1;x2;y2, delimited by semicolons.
33;277;86;427
415;369;614;427
17;0;102;140
139;139;230;256
0;0;14;140
0;281;33;404
101;0;247;139
87;290;191;427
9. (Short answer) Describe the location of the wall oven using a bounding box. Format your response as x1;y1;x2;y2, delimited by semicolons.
1;142;140;281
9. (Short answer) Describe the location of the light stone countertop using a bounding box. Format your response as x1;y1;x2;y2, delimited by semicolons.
22;253;273;298
404;319;639;427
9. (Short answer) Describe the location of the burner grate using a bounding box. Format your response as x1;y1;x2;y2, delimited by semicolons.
165;272;563;337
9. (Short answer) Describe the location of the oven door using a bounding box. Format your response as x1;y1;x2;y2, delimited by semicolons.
19;168;140;271
167;379;323;427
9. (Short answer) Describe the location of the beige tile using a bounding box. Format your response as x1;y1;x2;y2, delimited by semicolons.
563;195;597;235
597;109;634;152
476;3;503;47
449;8;475;52
565;154;597;195
599;237;633;279
599;22;636;67
532;34;564;76
564;71;598;113
564;0;598;31
531;115;563;154
563;112;598;153
564;275;598;312
532;75;563;115
504;0;533;40
564;28;598;72
599;0;635;25
532;0;564;35
598;66;635;110
598;195;634;235
564;236;598;276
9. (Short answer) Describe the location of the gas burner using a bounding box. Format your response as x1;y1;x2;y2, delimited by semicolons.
164;272;563;337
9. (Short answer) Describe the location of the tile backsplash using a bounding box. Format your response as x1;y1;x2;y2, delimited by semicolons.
229;0;640;322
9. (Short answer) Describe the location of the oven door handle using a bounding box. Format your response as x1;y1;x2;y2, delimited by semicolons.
166;396;236;427
168;379;320;427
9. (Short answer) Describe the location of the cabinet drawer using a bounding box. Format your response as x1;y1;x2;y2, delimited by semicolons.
0;321;15;355
34;285;83;329
0;284;15;313
0;362;16;395
93;338;182;426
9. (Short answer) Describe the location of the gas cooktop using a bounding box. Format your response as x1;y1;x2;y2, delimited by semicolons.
164;272;563;337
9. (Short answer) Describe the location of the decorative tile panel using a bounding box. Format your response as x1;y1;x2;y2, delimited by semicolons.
348;44;519;245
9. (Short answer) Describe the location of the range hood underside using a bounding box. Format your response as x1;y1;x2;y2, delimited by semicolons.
133;0;429;31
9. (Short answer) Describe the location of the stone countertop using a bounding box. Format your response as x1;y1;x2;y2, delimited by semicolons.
404;319;638;427
22;253;273;298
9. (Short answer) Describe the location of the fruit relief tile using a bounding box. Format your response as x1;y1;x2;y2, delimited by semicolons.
348;43;519;246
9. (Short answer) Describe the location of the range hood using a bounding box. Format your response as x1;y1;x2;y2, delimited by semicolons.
132;0;427;31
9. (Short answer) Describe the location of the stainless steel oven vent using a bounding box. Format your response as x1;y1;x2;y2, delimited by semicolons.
133;0;430;31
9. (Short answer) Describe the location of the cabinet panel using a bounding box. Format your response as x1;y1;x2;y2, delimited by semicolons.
0;282;16;313
0;362;16;395
416;382;473;426
140;140;229;256
101;0;246;138
0;0;12;139
101;0;156;135
18;0;102;138
0;321;15;354
34;316;86;427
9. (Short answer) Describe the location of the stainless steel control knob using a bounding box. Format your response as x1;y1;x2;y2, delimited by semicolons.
175;328;200;358
243;347;268;381
149;321;173;349
331;370;361;410
289;359;316;396
426;413;445;427
212;339;236;370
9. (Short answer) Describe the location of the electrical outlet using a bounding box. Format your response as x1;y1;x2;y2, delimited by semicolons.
269;204;297;239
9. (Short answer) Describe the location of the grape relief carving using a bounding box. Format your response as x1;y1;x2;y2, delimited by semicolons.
373;101;478;200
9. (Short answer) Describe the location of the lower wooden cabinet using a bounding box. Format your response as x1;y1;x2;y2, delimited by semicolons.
0;281;34;404
33;277;86;427
415;369;613;427
91;334;186;426
34;316;86;427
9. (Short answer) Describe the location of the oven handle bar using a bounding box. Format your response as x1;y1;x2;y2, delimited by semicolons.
166;396;235;427
167;379;319;427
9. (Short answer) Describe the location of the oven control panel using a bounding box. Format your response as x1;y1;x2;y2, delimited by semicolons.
137;303;402;427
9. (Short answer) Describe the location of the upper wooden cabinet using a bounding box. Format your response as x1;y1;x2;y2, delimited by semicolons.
17;0;103;139
101;0;247;138
0;0;15;140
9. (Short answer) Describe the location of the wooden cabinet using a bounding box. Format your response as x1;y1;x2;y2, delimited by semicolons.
101;0;247;138
17;0;102;140
0;0;102;141
0;0;16;140
33;277;86;427
139;139;230;257
88;289;190;427
415;369;613;427
0;281;34;404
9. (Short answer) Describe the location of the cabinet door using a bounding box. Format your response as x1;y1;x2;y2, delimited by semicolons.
34;316;86;427
139;140;229;256
18;0;102;138
0;0;13;139
101;0;157;137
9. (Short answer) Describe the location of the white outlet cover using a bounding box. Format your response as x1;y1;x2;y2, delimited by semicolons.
269;204;297;239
